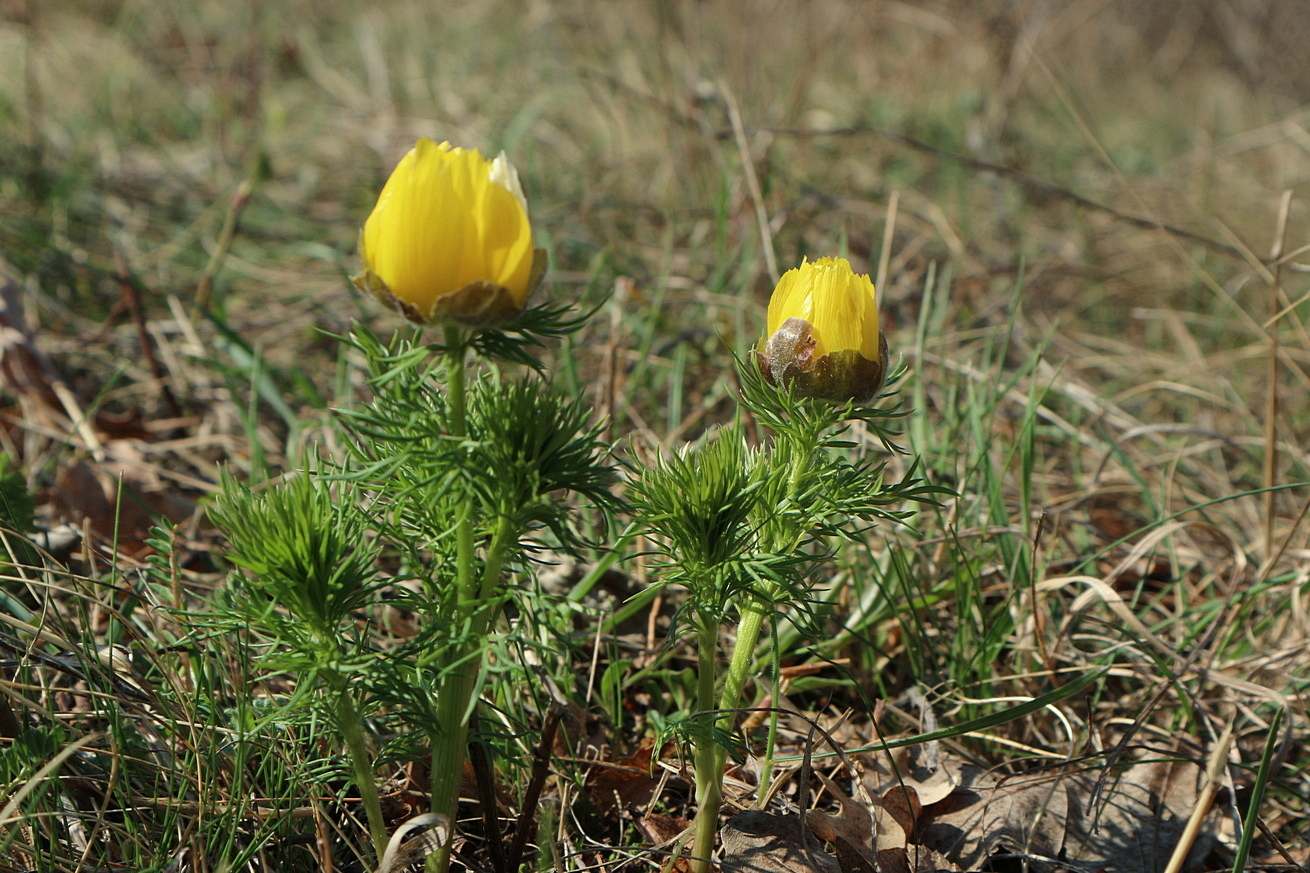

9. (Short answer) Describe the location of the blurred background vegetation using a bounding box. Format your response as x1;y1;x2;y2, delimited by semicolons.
2;1;1308;469
2;0;1306;574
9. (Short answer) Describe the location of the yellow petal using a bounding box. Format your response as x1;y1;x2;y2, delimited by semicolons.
360;138;536;322
766;258;879;360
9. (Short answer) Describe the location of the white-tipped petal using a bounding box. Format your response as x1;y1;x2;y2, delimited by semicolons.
489;151;529;215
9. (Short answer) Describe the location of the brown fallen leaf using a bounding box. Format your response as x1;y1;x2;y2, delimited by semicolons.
584;737;662;817
801;769;960;873
720;810;837;873
854;698;958;808
806;768;877;870
51;452;196;546
876;846;912;873
919;758;1224;873
832;841;878;873
635;810;689;846
882;785;922;845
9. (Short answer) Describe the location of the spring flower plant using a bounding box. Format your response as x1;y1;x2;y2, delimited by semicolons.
215;139;611;871
208;474;392;854
213;136;936;873
631;257;939;873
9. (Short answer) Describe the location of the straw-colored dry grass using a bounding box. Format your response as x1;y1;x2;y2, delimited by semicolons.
1;1;1307;871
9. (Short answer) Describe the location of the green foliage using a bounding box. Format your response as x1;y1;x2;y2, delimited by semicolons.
638;447;801;624
230;313;622;866
338;328;617;550
210;469;398;859
471;298;604;369
630;433;764;585
466;374;617;541
210;471;380;647
629;351;946;872
10;4;1308;867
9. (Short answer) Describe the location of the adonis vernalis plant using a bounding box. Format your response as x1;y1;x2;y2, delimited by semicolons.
632;258;942;873
214;139;612;872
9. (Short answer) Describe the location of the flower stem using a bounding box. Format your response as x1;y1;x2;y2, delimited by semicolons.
717;603;769;730
426;656;476;873
427;327;478;872
444;330;477;610
444;326;469;436
690;423;821;869
332;679;389;861
756;645;782;807
425;332;524;873
690;615;723;873
475;515;517;626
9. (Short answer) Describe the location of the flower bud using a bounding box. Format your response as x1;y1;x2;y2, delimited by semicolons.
353;138;547;327
754;257;889;403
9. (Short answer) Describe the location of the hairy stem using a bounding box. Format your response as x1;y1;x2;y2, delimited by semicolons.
333;680;389;861
718;603;769;731
691;423;821;868
756;636;782;807
427;328;477;873
690;615;723;873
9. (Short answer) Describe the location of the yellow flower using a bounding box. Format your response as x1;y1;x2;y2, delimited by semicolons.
353;138;547;327
755;257;889;403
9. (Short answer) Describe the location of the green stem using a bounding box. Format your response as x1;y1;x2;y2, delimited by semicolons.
445;328;476;609
427;658;476;873
756;630;782;807
474;514;517;629
427;328;477;873
690;615;723;873
733;442;807;809
444;326;469;436
689;604;771;873
687;427;819;872
333;680;389;861
718;603;769;737
424;516;518;873
428;335;525;873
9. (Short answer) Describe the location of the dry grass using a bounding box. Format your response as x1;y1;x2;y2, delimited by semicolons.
1;0;1308;870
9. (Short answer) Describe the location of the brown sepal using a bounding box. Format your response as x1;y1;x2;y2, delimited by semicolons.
756;318;890;403
352;240;548;328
